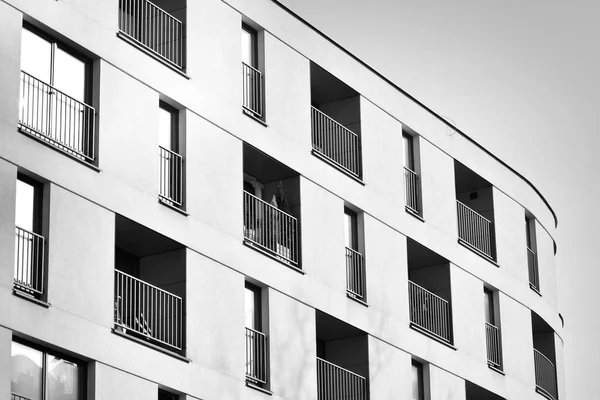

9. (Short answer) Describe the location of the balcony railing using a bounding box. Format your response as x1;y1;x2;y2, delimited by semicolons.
317;357;368;400
408;281;453;343
14;227;45;296
159;146;183;207
346;247;366;301
311;106;362;179
242;62;263;117
534;349;558;400
243;191;299;266
114;269;183;351
245;327;268;385
528;247;540;291
118;0;184;68
404;167;421;215
19;71;95;162
485;322;502;369
456;200;495;259
12;394;32;400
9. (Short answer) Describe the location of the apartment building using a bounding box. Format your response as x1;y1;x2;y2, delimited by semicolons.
0;0;564;399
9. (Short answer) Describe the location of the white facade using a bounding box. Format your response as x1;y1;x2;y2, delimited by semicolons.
0;0;564;399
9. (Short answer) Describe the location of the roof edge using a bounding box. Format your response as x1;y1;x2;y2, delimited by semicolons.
269;0;558;229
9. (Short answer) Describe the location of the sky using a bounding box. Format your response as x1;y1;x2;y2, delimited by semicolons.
278;0;600;398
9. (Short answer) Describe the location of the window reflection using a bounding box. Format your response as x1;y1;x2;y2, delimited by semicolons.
11;342;43;400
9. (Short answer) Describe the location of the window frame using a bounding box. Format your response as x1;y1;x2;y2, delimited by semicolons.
16;173;43;234
412;360;425;400
241;23;258;68
344;207;359;251
403;132;415;171
158;101;179;153
22;22;93;105
245;282;262;332
11;338;87;400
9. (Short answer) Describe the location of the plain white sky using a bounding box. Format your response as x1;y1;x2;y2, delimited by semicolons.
278;0;600;397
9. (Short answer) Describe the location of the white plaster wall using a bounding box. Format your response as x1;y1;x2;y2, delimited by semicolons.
368;336;412;399
555;332;566;400
493;187;529;283
429;364;465;400
450;265;486;361
93;362;157;400
269;290;317;400
536;219;558;308
0;326;11;400
0;160;17;290
0;2;21;133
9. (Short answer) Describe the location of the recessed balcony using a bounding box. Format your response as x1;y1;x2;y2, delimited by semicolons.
14;226;45;298
407;239;453;345
485;322;502;369
243;144;301;267
310;63;362;180
455;161;496;260
316;311;369;400
532;312;558;400
114;215;186;354
118;0;186;69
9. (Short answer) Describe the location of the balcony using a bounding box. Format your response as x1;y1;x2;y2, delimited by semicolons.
243;144;301;268
158;146;183;208
114;269;183;351
310;62;362;180
346;247;366;301
118;0;186;69
485;322;502;369
404;167;421;215
245;327;268;385
12;394;30;400
316;311;369;400
14;227;45;298
455;161;496;260
317;357;368;400
457;200;495;259
242;62;263;117
18;72;95;163
114;215;186;354
528;247;540;291
534;349;558;400
407;239;453;344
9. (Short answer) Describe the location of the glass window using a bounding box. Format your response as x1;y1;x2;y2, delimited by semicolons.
412;361;424;400
484;289;495;325
344;208;358;250
21;28;52;83
15;178;39;233
241;24;257;67
158;389;178;400
54;48;87;102
11;341;84;400
158;102;178;152
403;133;414;170
245;283;261;331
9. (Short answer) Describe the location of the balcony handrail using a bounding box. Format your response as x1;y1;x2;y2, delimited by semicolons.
311;106;359;139
15;225;45;242
12;394;33;400
317;357;367;380
534;348;556;369
14;226;45;295
346;246;366;300
456;199;492;224
245;326;268;384
246;326;266;337
21;71;95;114
345;246;362;258
485;322;502;368
404;166;418;176
115;269;182;300
159;145;182;159
142;0;183;24
409;280;449;306
242;61;262;76
243;191;298;222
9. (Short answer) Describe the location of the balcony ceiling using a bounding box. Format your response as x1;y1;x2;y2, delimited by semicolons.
455;161;492;194
316;310;365;342
243;144;298;183
407;238;448;270
311;63;358;105
115;215;183;258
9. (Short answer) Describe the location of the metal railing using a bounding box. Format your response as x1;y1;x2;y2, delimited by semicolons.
19;71;95;162
408;281;453;343
346;247;366;301
242;62;263;117
527;247;540;291
485;322;502;369
311;106;362;178
404;167;421;214
456;200;495;259
243;191;299;265
114;270;183;351
118;0;184;68
317;357;368;400
14;227;45;296
245;327;268;385
159;146;183;207
12;394;33;400
534;349;558;400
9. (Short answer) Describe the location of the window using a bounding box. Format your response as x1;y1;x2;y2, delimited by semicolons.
11;340;85;400
403;132;422;216
158;102;183;208
158;389;178;400
245;282;268;387
526;216;540;291
412;361;424;400
14;175;46;298
344;207;366;301
19;24;95;162
241;23;264;118
484;288;502;370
